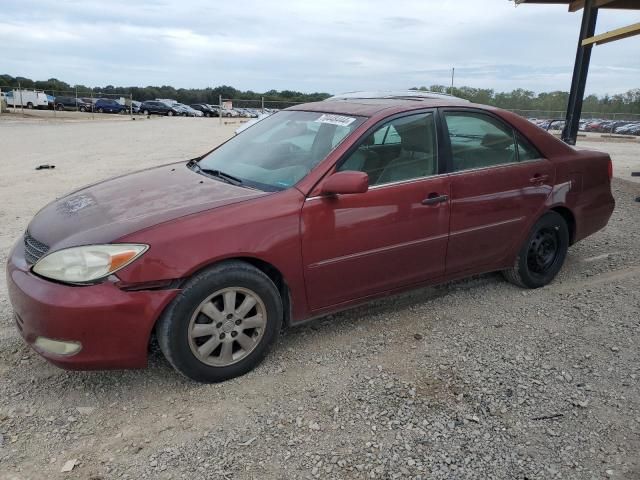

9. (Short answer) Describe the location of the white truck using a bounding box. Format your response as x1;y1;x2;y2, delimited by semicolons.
5;89;49;109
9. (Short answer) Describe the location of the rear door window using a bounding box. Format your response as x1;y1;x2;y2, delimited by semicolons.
443;111;517;172
516;133;542;161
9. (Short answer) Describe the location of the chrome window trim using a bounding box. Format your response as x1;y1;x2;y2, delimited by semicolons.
446;156;548;177
304;157;547;202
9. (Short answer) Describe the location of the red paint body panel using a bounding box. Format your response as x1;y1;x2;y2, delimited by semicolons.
301;176;450;310
5;98;615;371
6;241;177;369
117;188;309;323
446;159;555;274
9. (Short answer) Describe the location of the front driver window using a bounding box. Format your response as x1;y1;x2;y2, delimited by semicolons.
337;112;438;186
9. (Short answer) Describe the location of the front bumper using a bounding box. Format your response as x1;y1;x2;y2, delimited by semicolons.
6;240;179;370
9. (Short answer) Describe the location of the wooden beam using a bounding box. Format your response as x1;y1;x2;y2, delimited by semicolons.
581;22;640;45
569;0;618;12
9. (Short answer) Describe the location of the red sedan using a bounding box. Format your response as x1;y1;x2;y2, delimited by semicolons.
6;93;615;382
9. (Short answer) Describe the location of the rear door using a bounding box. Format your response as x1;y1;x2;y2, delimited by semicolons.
441;109;554;275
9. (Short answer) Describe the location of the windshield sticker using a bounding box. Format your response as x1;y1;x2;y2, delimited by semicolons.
315;114;356;127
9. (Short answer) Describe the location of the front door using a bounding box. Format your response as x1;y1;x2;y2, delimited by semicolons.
441;109;554;274
300;111;451;311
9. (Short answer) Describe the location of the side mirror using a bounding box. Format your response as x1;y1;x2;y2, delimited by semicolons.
320;171;369;195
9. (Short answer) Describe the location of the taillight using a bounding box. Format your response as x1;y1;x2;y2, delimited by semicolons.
608;158;613;181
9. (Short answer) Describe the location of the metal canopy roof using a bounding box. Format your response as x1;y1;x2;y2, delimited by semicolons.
513;0;640;144
515;0;640;10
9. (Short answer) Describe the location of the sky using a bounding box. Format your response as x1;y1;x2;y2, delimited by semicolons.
1;0;639;96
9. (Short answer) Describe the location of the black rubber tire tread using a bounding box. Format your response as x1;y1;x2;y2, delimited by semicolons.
502;211;569;289
502;255;527;288
157;260;282;383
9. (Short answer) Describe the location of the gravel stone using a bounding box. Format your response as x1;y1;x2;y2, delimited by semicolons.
0;123;639;479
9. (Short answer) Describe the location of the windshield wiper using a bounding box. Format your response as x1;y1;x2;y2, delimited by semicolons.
200;168;244;186
190;162;244;186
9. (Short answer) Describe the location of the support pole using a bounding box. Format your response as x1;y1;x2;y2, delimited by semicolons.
219;94;222;125
561;0;598;145
19;82;24;116
450;67;455;95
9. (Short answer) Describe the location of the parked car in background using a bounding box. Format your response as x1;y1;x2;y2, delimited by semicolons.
548;120;565;131
54;96;92;111
221;108;239;118
139;100;180;116
171;103;189;116
129;100;141;114
185;105;204;117
190;104;217;117
7;93;615;383
206;105;223;117
172;103;203;117
234;112;272;134
94;98;125;114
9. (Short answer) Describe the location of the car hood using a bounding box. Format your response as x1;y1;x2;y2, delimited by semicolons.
28;163;267;251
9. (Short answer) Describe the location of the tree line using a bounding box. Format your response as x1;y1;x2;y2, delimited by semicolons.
0;75;331;107
414;85;640;115
1;74;638;114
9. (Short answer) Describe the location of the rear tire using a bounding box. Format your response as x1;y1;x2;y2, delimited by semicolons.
26;102;34;109
503;211;569;289
167;110;174;117
157;261;283;383
143;109;150;116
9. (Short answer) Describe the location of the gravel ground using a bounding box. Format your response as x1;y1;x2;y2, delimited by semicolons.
0;116;639;479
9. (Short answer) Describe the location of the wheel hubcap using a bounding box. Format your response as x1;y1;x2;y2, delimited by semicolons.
527;227;559;275
187;287;267;367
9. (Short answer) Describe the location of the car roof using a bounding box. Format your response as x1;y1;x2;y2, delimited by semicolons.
287;97;473;117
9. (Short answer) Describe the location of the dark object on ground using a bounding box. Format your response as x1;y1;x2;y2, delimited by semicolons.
531;413;564;421
35;164;55;170
631;172;639;177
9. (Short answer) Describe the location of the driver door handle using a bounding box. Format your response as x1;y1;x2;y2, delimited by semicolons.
421;194;449;206
529;174;550;184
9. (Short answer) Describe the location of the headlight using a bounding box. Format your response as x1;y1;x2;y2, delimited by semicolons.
33;244;148;284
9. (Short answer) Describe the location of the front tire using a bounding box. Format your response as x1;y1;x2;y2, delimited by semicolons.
503;211;569;289
157;261;283;383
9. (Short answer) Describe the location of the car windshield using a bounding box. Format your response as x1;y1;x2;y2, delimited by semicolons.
197;110;364;191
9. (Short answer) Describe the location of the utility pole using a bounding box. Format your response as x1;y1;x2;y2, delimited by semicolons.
19;81;24;116
219;94;222;125
450;68;455;95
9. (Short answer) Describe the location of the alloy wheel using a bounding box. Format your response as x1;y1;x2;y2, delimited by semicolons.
187;287;267;367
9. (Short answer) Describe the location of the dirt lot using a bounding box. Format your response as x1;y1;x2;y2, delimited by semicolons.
0;116;639;480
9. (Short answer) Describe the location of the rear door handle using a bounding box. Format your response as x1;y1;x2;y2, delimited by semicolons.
421;194;449;206
529;174;550;184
